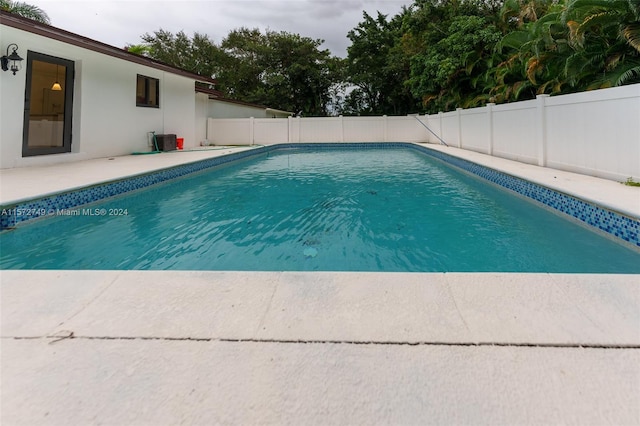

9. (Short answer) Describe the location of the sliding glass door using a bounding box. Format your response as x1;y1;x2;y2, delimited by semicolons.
22;52;74;156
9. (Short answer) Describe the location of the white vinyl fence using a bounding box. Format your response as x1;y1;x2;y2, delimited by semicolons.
207;115;426;146
207;84;640;181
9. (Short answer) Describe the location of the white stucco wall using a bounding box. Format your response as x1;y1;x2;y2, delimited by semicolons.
208;99;289;119
0;24;201;169
195;93;209;146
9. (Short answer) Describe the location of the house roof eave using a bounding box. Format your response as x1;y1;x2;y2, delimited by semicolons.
212;96;293;115
265;107;293;116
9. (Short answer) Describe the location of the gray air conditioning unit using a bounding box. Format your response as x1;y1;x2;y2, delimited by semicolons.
155;134;176;151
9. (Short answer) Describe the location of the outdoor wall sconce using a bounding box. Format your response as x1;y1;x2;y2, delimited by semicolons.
1;44;23;75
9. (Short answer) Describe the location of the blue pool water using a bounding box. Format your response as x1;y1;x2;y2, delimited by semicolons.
1;147;639;272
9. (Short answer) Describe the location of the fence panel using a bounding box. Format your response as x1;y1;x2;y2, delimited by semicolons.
492;100;537;164
299;117;342;142
440;111;459;147
460;107;489;153
387;116;427;142
253;119;288;144
343;117;385;142
207;118;251;145
545;85;640;180
423;115;440;144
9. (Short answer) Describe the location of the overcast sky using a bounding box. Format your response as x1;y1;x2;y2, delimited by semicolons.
27;0;413;57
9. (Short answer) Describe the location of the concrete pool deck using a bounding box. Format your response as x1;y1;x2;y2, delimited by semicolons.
0;146;260;206
1;143;639;424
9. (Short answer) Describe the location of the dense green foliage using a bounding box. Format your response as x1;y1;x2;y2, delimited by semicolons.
347;0;640;114
402;0;524;110
131;0;639;115
492;0;640;103
342;10;420;115
220;29;342;116
1;0;50;24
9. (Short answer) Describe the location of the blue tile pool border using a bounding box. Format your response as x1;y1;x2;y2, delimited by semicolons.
407;144;640;249
1;142;638;249
0;147;270;229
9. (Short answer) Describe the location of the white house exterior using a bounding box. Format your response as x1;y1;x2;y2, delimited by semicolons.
0;12;230;169
209;98;292;119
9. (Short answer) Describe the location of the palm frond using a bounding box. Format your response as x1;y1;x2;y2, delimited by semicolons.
578;11;617;34
566;20;584;48
513;80;533;99
628;0;640;20
497;30;531;52
586;59;640;87
622;23;640;53
605;52;624;71
1;0;50;24
526;56;543;83
537;78;562;94
612;61;640;85
567;0;626;14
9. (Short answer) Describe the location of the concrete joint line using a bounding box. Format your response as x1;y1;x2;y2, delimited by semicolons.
4;335;640;350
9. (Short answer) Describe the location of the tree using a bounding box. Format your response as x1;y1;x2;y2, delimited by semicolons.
124;44;150;56
215;28;340;115
0;0;50;24
139;29;226;79
401;0;504;112
344;10;420;115
260;30;340;115
493;1;569;101
130;0;640;116
216;28;274;104
493;0;640;101
564;0;640;88
137;27;341;115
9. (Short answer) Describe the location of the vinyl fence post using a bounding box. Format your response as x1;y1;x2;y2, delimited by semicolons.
249;117;255;146
383;115;388;142
456;108;463;148
487;103;495;156
340;115;345;142
536;94;549;167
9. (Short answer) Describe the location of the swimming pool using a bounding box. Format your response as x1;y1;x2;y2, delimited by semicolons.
1;144;638;272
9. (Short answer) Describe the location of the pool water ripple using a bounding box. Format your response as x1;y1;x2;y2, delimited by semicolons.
1;148;639;272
